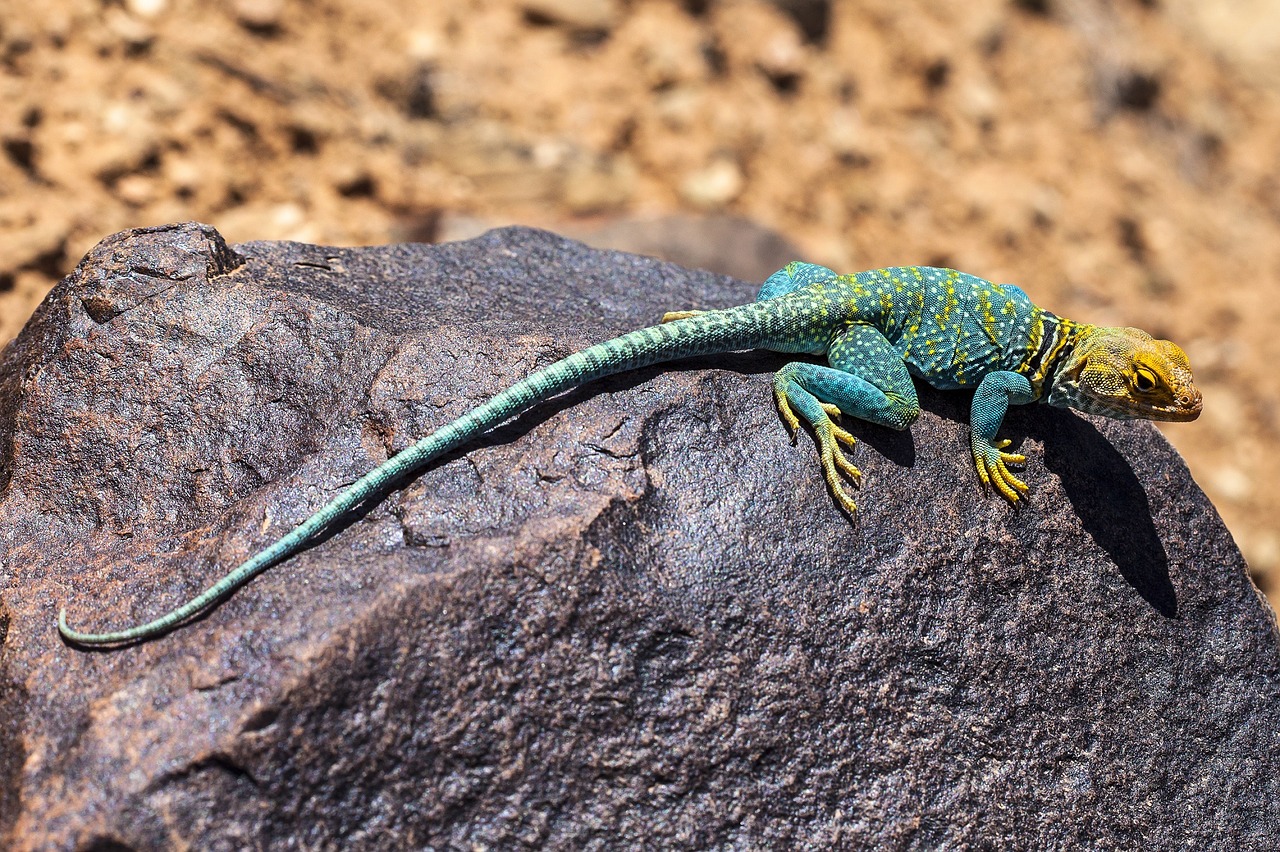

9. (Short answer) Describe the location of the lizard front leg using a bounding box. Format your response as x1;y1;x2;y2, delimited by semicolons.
970;371;1037;502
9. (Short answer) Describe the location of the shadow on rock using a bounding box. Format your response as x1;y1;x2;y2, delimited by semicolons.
1036;409;1176;617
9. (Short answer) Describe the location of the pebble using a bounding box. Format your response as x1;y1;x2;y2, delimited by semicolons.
126;0;168;17
520;0;619;31
114;174;156;206
1211;466;1253;503
406;29;444;63
680;158;744;209
105;8;155;50
233;0;284;30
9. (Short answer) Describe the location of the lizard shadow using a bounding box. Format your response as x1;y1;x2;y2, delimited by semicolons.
1002;404;1176;617
861;382;1175;617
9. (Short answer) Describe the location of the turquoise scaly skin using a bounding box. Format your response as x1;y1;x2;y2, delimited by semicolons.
58;262;1202;645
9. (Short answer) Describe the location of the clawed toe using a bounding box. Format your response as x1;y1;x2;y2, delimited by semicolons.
831;424;857;448
827;478;859;515
773;386;802;443
973;439;1029;503
830;445;863;485
819;420;863;511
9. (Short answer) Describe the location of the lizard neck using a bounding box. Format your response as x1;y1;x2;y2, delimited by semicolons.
1019;311;1094;404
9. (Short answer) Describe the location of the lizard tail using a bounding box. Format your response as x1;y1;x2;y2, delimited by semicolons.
58;300;786;645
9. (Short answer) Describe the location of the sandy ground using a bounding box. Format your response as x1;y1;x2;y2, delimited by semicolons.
1;0;1278;605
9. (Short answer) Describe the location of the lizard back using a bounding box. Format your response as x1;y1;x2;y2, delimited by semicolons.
828;266;1048;392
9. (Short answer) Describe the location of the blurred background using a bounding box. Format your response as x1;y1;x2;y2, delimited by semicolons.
1;0;1277;606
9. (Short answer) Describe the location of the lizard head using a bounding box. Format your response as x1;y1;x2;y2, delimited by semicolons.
1048;326;1202;422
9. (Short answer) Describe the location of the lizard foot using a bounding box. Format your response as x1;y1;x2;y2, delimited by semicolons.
819;404;859;454
773;383;802;442
808;405;863;514
972;437;1028;503
773;371;861;515
817;418;863;514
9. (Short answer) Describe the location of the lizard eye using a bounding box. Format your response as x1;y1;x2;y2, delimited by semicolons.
1134;369;1157;392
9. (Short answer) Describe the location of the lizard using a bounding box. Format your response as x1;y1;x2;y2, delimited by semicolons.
57;261;1202;646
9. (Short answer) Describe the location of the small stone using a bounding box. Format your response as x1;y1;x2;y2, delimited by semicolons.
233;0;284;30
271;202;306;231
104;8;155;50
406;29;443;63
164;157;203;194
758;27;806;80
532;139;572;170
824;107;862;156
957;79;1000;122
1249;533;1280;573
635;28;705;87
521;0;619;31
1210;467;1252;503
1029;184;1062;228
680;158;744;209
114;174;156;206
655;87;704;130
126;0;168;18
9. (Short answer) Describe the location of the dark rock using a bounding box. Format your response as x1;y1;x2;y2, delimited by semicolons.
0;222;1277;848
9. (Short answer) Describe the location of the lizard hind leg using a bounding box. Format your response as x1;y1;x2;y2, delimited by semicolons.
774;365;864;515
775;325;921;517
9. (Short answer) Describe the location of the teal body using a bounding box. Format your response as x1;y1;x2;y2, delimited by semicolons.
756;262;1069;394
58;262;1089;645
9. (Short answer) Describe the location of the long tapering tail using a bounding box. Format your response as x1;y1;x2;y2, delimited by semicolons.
58;300;783;645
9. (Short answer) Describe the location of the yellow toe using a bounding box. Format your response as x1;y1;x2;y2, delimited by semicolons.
832;425;857;447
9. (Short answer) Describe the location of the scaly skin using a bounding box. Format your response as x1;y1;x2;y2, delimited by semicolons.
58;262;1202;645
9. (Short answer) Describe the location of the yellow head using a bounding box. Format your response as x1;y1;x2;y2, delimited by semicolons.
1047;327;1202;421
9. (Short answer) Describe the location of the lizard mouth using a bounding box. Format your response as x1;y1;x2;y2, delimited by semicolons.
1068;381;1202;422
1111;388;1203;422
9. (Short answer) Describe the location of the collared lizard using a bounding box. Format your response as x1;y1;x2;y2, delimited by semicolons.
58;261;1202;645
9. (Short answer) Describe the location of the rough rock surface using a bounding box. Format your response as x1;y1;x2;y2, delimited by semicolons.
0;223;1277;849
5;0;1280;601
